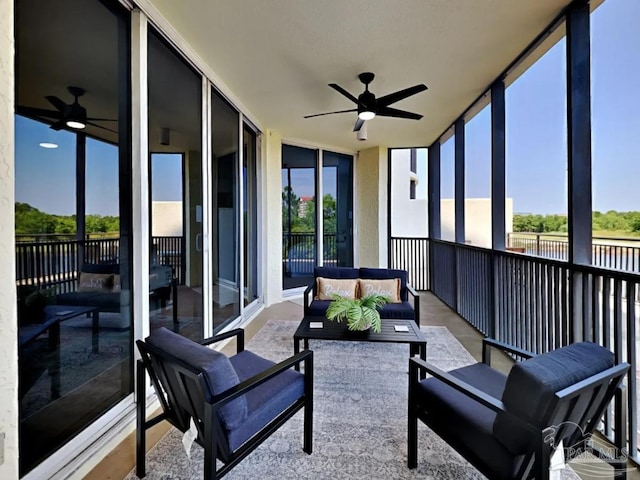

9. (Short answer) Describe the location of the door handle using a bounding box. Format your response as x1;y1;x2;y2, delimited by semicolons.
196;233;203;252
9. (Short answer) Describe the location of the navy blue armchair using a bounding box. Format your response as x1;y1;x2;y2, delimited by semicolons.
408;339;629;480
136;327;313;480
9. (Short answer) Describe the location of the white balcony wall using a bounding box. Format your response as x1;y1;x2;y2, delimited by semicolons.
391;149;428;237
151;201;183;236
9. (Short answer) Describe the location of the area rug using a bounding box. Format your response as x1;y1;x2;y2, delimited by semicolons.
126;321;578;480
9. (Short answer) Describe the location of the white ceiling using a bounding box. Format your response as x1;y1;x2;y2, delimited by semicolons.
146;0;572;152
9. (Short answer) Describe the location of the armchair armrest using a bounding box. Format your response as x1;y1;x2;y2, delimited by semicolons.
409;357;539;436
409;357;505;413
212;350;313;406
407;284;420;325
201;328;245;353
303;282;315;314
482;337;536;365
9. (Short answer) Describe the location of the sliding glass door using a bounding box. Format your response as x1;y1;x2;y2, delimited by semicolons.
148;27;204;341
14;0;131;474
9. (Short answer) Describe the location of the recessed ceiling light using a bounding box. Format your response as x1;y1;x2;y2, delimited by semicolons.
39;142;58;149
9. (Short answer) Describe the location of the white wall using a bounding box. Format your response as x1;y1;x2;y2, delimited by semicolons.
390;149;428;237
151;201;183;236
441;198;514;247
0;0;19;477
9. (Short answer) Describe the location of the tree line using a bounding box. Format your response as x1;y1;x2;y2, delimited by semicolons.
15;202;119;236
513;211;640;234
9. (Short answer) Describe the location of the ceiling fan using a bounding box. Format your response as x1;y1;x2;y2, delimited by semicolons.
304;72;428;132
17;86;117;133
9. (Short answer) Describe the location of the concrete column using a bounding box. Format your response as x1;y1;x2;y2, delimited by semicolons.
356;146;388;267
0;0;19;477
263;130;283;306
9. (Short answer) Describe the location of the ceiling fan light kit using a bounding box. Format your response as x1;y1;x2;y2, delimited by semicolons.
304;71;428;133
18;85;117;134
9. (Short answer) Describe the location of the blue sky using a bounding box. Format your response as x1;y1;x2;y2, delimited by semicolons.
15;0;640;217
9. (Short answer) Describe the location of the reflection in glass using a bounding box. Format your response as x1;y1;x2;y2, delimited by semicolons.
211;89;240;330
148;28;203;341
14;0;131;473
282;145;317;289
322;151;353;267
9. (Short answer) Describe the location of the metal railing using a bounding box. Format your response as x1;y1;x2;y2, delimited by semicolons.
282;232;337;275
508;232;640;272
15;235;184;289
389;237;430;291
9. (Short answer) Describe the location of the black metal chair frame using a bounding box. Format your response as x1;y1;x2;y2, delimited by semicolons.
408;338;630;480
136;328;313;480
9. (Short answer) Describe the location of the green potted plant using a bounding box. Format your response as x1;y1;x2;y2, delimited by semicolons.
325;293;389;333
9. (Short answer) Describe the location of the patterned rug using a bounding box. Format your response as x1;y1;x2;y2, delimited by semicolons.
126;320;578;480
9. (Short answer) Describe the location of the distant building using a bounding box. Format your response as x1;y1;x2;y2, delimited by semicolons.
298;196;313;218
390;149;513;248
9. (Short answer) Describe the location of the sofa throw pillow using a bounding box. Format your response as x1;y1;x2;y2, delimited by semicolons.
78;272;114;292
358;278;401;303
316;277;358;300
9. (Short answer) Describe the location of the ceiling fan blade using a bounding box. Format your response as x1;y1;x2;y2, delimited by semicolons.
304;108;357;119
328;83;359;104
86;120;118;133
50;120;66;130
45;95;69;112
16;106;62;119
377;106;423;120
353;118;365;132
377;84;428;107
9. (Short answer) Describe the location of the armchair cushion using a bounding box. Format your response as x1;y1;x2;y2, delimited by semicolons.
227;351;305;450
418;363;517;479
494;341;615;455
146;327;248;430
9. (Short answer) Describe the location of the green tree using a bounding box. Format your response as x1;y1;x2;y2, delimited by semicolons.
322;194;337;233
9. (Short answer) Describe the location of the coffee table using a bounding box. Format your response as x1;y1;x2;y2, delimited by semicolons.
19;305;99;398
293;316;427;377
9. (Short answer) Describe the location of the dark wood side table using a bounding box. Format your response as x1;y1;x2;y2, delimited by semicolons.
293;316;427;378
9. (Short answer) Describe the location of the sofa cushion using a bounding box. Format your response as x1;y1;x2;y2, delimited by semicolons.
358;278;401;302
359;267;409;301
418;363;519;479
146;327;248;431
78;272;114;292
493;342;614;455
227;351;304;450
316;277;358;300
307;299;332;317
314;266;359;280
379;301;415;319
